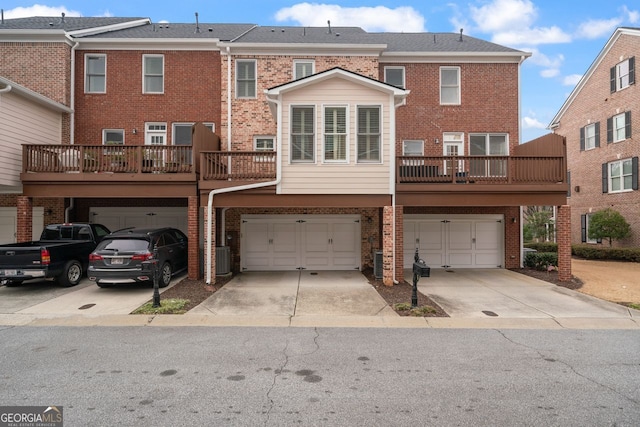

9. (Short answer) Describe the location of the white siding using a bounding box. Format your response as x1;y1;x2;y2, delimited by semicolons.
0;92;62;188
280;78;392;194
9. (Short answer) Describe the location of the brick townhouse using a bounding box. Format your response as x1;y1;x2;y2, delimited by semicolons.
1;15;571;284
550;27;639;247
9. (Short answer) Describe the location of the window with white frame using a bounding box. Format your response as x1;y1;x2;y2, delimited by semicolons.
402;140;423;165
440;66;460;105
469;133;508;176
143;55;164;93
254;136;276;162
291;106;315;162
585;213;598;244
610;57;635;92
384;66;405;88
294;60;314;80
581;122;598;150
357;106;381;163
324;106;347;162
607;112;631;143
102;129;124;145
85;54;106;93
145;123;167;145
172;123;214;145
236;60;256;98
608;158;633;193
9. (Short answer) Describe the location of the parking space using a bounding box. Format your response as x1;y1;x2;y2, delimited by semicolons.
0;279;93;313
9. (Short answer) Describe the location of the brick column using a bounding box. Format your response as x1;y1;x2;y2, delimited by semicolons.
394;205;404;283
382;206;394;286
557;205;572;281
16;196;32;242
187;196;200;279
204;204;217;284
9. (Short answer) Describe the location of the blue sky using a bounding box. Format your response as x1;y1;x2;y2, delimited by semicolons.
3;1;639;142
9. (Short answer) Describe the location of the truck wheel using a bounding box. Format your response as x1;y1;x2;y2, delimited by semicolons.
5;280;23;287
159;262;172;288
59;260;82;287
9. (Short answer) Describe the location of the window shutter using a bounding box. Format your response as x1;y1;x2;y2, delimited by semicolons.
602;163;608;193
595;121;600;147
581;214;587;243
606;117;613;143
633;157;639;191
625;111;632;139
610;66;617;92
579;127;585;151
629;56;635;86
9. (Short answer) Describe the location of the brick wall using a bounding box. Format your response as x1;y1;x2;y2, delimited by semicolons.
554;33;639;246
220;55;378;150
187;196;200;279
74;50;221;145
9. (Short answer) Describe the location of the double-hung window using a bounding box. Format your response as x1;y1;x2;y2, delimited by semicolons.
294;60;314;80
606;158;635;193
384;66;405;88
607;112;631;143
580;122;599;150
357;106;381;163
291;106;315;162
254;136;275;162
440;66;460;105
236;60;256;98
143;55;164;94
610;57;635;92
324;106;347;162
85;54;106;93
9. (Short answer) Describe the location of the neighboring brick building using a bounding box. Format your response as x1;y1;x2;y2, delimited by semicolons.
2;16;571;284
550;27;639;247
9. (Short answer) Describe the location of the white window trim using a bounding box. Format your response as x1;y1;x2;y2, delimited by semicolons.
384;66;405;88
85;54;106;94
440;66;461;105
293;59;315;80
469;133;510;155
401;140;424;166
584;123;597;150
615;59;630;91
236;59;257;99
290;105;316;164
585;214;598;244
612;113;626;143
142;54;164;94
356;104;383;164
102;129;124;145
608;158;633;193
322;104;349;164
145;122;167;145
254;135;276;162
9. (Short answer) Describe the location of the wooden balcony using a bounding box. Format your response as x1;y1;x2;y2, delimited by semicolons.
199;151;277;190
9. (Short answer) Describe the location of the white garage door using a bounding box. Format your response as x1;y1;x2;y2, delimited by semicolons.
241;215;361;271
404;214;504;269
89;207;188;235
0;207;44;244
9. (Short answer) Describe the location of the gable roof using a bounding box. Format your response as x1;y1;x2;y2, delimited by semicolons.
0;16;146;31
549;27;640;129
0;76;72;113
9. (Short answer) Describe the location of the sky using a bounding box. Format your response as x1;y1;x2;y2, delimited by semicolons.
2;1;639;142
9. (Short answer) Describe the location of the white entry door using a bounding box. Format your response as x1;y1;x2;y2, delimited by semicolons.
241;215;361;271
404;215;503;269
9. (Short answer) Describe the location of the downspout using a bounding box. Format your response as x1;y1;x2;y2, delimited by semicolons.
205;97;283;284
0;84;11;94
391;95;407;285
64;197;74;223
517;55;526;268
65;36;80;224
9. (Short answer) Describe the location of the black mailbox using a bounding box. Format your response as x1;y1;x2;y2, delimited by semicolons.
413;260;430;277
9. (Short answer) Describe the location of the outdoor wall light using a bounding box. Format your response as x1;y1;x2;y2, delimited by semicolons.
434;138;440;144
132;128;137;134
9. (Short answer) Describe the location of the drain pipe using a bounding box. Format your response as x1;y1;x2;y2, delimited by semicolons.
205;97;283;284
64;197;74;223
0;84;11;94
65;35;79;144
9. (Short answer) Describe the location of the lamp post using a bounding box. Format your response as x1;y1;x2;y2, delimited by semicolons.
412;248;430;308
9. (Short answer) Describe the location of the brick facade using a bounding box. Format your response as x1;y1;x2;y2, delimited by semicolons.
554;32;639;247
557;205;572;281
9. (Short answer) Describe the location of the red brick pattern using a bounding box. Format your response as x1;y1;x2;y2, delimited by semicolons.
554;33;639;246
16;196;32;242
557;205;572;281
382;205;394;285
204;205;216;283
188;196;200;279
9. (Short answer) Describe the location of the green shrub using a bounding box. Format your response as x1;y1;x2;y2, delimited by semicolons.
524;252;558;271
572;244;640;262
524;242;558;253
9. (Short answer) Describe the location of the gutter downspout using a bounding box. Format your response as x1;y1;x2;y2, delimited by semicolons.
0;84;11;94
65;36;79;224
391;95;408;285
205;97;283;284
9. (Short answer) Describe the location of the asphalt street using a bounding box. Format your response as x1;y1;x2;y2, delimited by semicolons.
0;325;639;426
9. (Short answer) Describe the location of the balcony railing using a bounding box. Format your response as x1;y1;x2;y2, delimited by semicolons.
23;145;193;174
200;151;276;181
397;156;566;184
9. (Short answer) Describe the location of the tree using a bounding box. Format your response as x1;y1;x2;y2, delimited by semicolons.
523;206;555;242
588;208;631;246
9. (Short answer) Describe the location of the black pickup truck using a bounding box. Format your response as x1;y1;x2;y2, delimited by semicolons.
0;223;111;287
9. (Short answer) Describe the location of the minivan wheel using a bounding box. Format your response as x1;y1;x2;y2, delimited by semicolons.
159;262;172;288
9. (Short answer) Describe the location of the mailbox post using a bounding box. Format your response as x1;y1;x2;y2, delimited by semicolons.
412;248;430;308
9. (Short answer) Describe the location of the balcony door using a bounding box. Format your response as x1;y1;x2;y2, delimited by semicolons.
145;123;167;169
443;133;464;176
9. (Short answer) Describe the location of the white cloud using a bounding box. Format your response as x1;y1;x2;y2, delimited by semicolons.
470;0;537;33
575;18;622;40
540;69;559;78
562;74;582;86
525;48;564;69
492;26;571;46
624;6;640;23
4;4;82;19
274;3;425;32
522;116;547;129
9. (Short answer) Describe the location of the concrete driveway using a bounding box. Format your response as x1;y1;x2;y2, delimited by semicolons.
189;270;394;317
413;269;638;320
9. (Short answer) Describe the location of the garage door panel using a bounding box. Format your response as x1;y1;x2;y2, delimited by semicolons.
0;207;44;244
475;222;501;251
448;253;473;267
91;207;188;235
448;221;473;250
